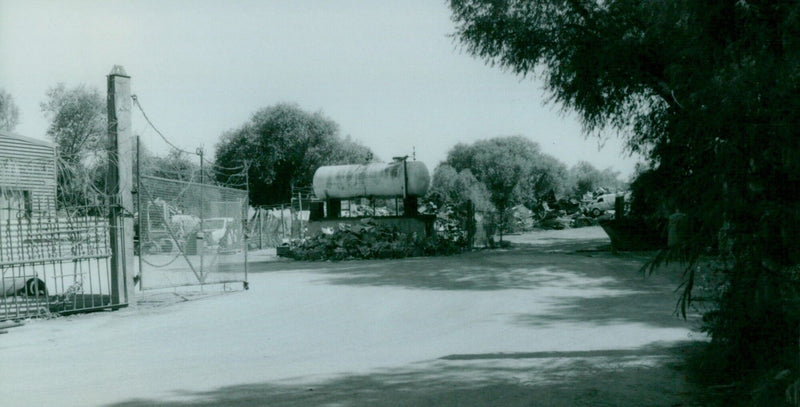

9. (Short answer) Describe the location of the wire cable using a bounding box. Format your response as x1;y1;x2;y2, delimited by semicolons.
201;155;247;172
131;95;196;156
132;94;248;175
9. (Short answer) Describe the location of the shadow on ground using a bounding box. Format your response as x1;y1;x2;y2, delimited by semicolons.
512;290;694;329
129;230;704;406
108;341;704;407
274;246;671;292
249;235;692;329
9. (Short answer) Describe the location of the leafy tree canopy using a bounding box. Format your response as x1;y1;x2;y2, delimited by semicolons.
566;161;627;199
450;0;800;227
0;88;20;131
137;147;202;182
41;83;106;207
450;0;800;395
444;135;566;213
428;164;494;213
214;103;374;205
42;84;106;165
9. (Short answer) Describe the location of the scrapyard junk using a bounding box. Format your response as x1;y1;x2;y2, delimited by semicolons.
288;218;465;261
2;277;47;298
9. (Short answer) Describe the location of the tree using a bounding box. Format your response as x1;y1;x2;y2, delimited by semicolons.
566;161;627;199
428;164;493;213
0;89;20;131
444;136;566;237
445;136;566;210
214;103;374;205
147;150;200;182
41;84;106;207
512;152;568;209
425;164;494;244
450;0;800;399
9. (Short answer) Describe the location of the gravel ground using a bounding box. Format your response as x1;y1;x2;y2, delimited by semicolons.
0;226;704;406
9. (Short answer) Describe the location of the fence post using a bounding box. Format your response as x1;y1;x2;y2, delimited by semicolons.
259;210;264;249
259;210;263;249
107;65;135;306
280;203;286;241
136;135;143;290
298;192;303;239
466;199;476;249
198;147;205;283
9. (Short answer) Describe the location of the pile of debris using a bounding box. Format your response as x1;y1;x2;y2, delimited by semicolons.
526;197;597;230
288;219;465;261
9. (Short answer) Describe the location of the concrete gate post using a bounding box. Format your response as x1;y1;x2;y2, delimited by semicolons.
107;65;135;306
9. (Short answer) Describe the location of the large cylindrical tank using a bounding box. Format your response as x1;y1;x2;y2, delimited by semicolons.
313;161;430;199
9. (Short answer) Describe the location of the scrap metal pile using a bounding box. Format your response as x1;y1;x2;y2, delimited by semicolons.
288;218;465;261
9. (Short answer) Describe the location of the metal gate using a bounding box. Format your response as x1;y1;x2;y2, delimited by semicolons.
137;175;248;290
1;195;118;321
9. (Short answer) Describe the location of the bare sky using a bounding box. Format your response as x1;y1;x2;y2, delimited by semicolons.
0;0;641;177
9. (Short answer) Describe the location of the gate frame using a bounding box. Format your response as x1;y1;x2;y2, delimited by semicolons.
136;174;249;291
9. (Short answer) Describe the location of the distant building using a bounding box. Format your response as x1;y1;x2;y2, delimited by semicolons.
0;130;57;222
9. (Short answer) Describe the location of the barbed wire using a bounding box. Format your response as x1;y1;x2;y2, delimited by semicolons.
131;93;250;179
55;156;111;203
131;94;196;156
202;155;248;172
132;95;230;168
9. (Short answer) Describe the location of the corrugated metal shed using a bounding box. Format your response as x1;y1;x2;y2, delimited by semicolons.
0;130;57;215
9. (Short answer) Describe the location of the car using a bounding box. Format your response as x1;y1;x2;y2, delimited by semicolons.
585;193;619;217
202;217;238;246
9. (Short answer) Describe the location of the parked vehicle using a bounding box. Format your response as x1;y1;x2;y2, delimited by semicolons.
585;193;619;217
202;217;239;247
141;229;175;254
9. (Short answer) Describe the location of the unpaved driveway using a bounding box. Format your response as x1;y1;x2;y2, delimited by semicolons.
0;227;703;406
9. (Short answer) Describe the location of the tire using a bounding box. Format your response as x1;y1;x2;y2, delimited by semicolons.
591;208;602;217
143;242;159;255
160;239;174;253
25;278;47;297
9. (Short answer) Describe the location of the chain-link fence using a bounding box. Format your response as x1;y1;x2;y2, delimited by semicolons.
249;204;292;249
249;188;312;249
136;173;248;290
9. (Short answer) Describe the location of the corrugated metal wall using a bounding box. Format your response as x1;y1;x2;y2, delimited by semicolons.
0;130;57;215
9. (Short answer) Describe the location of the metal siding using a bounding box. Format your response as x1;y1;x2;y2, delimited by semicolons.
0;133;57;214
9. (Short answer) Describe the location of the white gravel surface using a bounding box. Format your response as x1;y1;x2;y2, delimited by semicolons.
0;227;700;406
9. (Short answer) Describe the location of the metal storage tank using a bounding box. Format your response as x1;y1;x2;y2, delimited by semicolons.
313;161;430;199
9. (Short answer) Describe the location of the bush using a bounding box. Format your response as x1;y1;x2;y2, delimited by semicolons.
683;259;800;406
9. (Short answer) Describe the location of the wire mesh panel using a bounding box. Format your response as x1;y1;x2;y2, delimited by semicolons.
138;175;248;290
0;192;115;321
249;205;293;249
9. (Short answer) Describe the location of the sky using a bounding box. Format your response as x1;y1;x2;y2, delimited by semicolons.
0;0;641;178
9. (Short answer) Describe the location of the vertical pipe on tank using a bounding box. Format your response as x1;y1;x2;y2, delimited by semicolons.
403;159;408;199
392;155;409;199
326;199;341;219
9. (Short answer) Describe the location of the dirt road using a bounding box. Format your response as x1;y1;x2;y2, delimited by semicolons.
0;227;703;406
